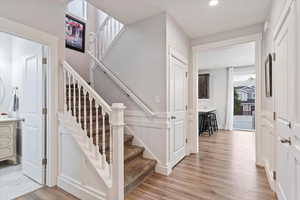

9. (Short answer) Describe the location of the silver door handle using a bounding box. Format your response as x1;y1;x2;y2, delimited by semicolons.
171;116;176;120
280;138;291;145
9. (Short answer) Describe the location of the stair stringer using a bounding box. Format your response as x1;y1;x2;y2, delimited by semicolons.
58;113;113;200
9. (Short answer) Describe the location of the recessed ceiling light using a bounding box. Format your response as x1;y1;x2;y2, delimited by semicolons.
209;0;219;7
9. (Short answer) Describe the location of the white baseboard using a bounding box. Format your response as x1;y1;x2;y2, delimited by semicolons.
58;175;107;200
155;164;172;176
264;161;276;192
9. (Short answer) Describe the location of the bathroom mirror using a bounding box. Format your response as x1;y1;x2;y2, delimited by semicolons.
0;76;5;104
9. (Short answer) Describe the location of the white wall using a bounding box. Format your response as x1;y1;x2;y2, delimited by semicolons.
199;68;228;129
0;0;65;57
197;42;255;70
166;15;190;59
65;3;98;81
93;13;168;173
93;12;190;174
0;33;12;113
99;13;167;112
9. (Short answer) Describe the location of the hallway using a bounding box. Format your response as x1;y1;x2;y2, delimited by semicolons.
126;130;276;200
17;131;276;200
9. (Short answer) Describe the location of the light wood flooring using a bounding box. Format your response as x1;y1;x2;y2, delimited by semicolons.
16;130;276;200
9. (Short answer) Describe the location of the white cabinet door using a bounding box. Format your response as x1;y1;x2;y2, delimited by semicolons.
170;54;188;166
21;44;45;184
274;2;297;200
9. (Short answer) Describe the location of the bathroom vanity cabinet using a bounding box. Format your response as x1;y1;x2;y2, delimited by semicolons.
0;119;18;164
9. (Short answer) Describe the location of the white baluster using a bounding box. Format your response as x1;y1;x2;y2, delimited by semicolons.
68;72;71;114
109;122;112;179
100;31;104;59
84;90;89;145
102;113;106;169
118;21;121;32
95;104;100;159
112;20;115;38
105;24;109;51
73;79;77;120
89;97;93;151
114;20;117;37
109;19;113;42
78;85;81;128
106;20;109;45
63;69;67;113
95;36;99;60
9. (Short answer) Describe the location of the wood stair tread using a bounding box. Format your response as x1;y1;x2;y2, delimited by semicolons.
124;145;144;163
97;134;134;151
124;157;156;194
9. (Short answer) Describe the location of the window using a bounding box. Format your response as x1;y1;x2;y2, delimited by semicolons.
67;0;87;20
198;74;210;99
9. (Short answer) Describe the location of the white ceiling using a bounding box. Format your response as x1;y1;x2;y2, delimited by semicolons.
197;42;255;70
87;0;271;38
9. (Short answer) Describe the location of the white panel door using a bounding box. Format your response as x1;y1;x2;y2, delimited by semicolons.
274;2;297;200
170;54;188;166
21;45;45;184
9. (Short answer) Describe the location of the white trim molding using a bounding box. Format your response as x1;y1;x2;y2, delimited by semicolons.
264;160;276;191
125;110;170;129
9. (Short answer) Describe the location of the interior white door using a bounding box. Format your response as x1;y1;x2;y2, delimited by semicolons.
170;54;188;166
274;2;297;200
21;44;45;184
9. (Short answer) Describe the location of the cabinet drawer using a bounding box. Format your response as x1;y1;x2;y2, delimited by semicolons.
0;147;13;158
0;126;13;138
0;138;12;148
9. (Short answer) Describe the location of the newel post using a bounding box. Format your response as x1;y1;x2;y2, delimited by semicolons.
110;103;126;200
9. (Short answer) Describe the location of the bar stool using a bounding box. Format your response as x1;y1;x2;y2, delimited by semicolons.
204;113;214;136
198;112;205;135
210;112;218;132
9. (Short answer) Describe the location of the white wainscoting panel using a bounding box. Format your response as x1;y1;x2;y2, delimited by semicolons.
125;110;172;175
58;124;108;200
260;111;276;191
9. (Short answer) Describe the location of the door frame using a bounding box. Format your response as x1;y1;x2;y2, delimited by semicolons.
191;33;263;165
0;17;59;186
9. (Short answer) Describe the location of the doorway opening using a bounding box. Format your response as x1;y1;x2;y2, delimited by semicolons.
0;31;48;199
192;34;262;164
233;67;256;131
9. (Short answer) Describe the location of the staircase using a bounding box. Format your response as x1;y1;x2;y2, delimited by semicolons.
63;62;156;199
